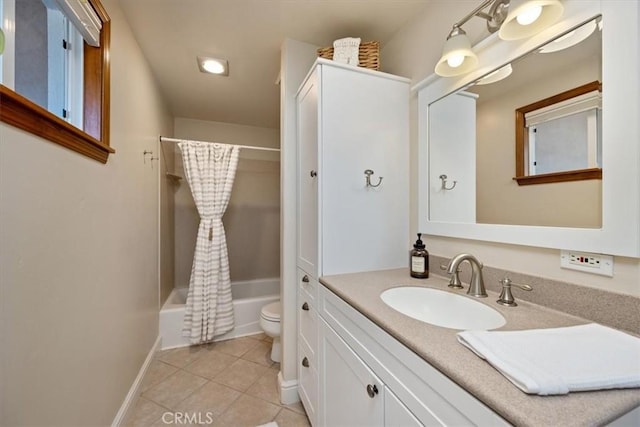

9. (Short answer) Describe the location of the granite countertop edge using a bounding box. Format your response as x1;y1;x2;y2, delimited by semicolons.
319;268;640;427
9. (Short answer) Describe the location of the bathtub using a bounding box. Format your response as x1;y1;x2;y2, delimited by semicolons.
160;278;280;350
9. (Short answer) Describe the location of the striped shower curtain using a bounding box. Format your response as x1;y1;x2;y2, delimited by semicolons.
178;141;240;344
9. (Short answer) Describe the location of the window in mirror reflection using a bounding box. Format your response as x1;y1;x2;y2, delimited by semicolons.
514;80;602;184
524;85;602;175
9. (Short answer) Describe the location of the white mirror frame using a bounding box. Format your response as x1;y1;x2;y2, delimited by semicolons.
415;0;640;258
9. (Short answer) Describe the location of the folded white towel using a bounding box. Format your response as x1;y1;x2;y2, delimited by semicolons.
457;323;640;395
333;37;361;66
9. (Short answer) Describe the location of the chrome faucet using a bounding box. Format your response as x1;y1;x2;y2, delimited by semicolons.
446;253;487;298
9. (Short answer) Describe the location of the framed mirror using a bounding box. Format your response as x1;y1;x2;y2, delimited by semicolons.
416;1;640;257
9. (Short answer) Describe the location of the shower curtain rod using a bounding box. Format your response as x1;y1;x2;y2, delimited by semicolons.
159;136;280;152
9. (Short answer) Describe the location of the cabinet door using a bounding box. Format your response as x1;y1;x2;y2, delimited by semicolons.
320;65;409;276
385;387;424;427
296;72;319;277
320;318;383;427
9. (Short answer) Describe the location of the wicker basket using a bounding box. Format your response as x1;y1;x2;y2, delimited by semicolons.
317;41;380;71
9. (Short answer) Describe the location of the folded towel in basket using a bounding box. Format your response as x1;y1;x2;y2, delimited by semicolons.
333;37;361;66
457;323;640;395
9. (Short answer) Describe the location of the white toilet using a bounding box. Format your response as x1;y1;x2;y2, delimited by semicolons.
259;301;281;363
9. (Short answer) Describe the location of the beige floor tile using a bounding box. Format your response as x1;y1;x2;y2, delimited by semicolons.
249;332;267;341
263;335;274;343
147;413;202;427
208;336;260;357
141;360;179;393
211;394;280;427
157;345;207;368
183;349;238;379
245;366;280;405
142;370;207;410
125;397;168;427
212;358;268;392
174;381;241;417
283;400;307;415
274;407;312;427
241;340;274;367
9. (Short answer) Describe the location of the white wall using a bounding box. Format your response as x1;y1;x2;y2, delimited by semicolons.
381;1;640;297
0;0;173;424
173;118;280;288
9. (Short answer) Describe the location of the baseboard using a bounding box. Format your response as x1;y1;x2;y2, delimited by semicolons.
112;335;161;426
278;371;300;405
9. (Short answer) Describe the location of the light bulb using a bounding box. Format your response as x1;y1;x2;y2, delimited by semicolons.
447;54;465;68
516;5;542;25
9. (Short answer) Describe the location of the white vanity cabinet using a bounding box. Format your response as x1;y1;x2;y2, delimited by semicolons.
318;283;509;427
295;59;409;425
320;316;422;427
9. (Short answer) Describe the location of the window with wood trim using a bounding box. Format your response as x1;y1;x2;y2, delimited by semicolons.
0;0;112;163
514;81;602;186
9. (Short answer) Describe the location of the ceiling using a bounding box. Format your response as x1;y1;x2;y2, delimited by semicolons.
118;0;431;129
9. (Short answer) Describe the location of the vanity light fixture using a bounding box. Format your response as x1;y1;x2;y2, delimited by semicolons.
435;26;479;77
476;63;513;85
499;0;564;40
197;56;229;76
539;18;597;54
435;0;563;77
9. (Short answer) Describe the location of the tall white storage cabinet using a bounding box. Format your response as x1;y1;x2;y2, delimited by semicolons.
295;58;409;425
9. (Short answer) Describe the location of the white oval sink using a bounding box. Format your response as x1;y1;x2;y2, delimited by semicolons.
380;287;506;330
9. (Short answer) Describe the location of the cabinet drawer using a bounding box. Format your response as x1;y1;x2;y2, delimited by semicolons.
299;287;318;352
297;268;317;302
298;342;318;425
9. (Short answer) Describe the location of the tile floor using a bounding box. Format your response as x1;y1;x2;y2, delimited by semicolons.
126;334;311;427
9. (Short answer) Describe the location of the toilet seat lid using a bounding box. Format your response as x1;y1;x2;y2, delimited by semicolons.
261;301;281;321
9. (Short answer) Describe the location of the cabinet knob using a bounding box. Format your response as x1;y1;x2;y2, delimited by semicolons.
302;357;310;368
310;170;317;178
302;302;310;311
366;384;379;398
302;275;310;283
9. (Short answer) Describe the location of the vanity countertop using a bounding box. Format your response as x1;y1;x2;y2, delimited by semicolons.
319;268;640;427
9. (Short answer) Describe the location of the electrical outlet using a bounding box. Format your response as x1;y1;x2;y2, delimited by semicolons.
560;250;614;277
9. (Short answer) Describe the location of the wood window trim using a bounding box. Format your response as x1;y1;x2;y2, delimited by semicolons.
514;80;602;186
0;0;113;163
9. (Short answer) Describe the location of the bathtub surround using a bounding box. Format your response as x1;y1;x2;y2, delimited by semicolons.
178;141;239;344
160;278;280;350
173;118;280;288
0;0;173;424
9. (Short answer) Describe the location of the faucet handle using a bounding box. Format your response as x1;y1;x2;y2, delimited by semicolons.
497;278;532;307
440;263;463;289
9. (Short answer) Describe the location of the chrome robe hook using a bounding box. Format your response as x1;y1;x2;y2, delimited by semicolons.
439;174;457;191
364;169;383;188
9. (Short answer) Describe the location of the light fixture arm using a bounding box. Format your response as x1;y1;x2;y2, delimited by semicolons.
449;0;511;35
453;0;497;29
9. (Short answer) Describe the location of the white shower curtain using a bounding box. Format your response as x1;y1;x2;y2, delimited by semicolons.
178;141;240;344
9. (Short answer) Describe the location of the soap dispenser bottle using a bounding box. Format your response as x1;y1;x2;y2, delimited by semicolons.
410;233;429;279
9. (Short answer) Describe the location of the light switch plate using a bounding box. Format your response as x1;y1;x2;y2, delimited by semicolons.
560;250;614;277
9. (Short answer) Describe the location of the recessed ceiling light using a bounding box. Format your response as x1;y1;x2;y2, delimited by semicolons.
197;56;229;76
